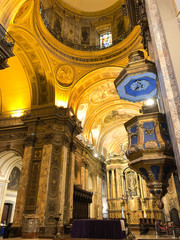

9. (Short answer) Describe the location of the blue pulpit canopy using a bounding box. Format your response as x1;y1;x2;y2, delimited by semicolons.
116;72;157;103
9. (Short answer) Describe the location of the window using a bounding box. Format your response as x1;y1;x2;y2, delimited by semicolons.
100;32;112;49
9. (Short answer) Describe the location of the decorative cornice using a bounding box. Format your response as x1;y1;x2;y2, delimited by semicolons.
0;117;24;128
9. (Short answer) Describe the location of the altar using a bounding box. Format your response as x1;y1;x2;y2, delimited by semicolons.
71;219;126;239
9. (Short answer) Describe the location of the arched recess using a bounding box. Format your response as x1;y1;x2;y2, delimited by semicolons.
7;26;55;107
0;151;22;223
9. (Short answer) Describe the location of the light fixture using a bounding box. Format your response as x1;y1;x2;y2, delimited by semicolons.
145;98;155;106
55;99;68;108
94;153;98;158
11;110;24;118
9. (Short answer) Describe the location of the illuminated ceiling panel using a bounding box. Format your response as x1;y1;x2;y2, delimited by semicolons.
62;0;120;12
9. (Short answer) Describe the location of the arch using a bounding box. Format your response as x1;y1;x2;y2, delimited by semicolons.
0;0;27;29
0;150;22;224
7;26;55;107
0;151;22;181
0;56;31;114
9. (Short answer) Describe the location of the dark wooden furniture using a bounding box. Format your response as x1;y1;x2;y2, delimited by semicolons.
139;218;155;235
73;185;93;219
71;219;126;239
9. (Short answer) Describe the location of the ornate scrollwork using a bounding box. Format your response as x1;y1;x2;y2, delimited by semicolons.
144;140;158;149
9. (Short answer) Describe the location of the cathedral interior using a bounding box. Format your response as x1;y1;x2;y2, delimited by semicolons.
0;0;180;239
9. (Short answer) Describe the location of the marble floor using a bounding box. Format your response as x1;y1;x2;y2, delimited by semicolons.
1;230;179;240
1;234;180;240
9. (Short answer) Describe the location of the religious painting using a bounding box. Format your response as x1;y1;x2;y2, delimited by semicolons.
81;27;90;44
90;83;116;104
7;167;20;191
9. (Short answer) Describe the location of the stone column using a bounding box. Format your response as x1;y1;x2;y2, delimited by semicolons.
36;143;52;225
64;150;76;223
14;107;82;237
44;137;69;231
81;164;85;189
120;172;124;197
106;170;110;199
0;180;8;223
85;167;88;190
111;169;116;198
22;135;43;238
59;145;68;226
13;143;33;228
93;176;98;218
145;0;180;177
116;169;121;198
97;176;102;219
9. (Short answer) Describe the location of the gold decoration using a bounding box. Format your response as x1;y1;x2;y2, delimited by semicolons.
13;0;32;24
56;65;74;87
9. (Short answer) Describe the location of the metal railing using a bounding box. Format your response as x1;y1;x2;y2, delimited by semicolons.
40;8;131;52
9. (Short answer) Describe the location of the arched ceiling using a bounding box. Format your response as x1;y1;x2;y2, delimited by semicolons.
0;56;31;115
0;151;22;180
62;0;120;12
72;67;142;157
0;0;143;160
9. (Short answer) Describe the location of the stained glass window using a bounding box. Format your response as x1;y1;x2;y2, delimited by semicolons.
100;32;112;49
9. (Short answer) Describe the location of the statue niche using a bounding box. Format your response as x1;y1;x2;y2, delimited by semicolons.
54;15;62;37
126;170;138;196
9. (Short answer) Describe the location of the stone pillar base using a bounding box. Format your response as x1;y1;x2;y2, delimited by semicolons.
39;226;64;238
22;214;40;239
9;226;22;238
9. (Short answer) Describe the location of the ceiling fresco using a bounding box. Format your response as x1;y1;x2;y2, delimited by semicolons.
75;67;142;158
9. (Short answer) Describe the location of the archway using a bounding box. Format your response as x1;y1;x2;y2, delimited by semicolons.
0;151;22;224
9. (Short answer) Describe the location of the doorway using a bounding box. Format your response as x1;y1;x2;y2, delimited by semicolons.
1;203;13;225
